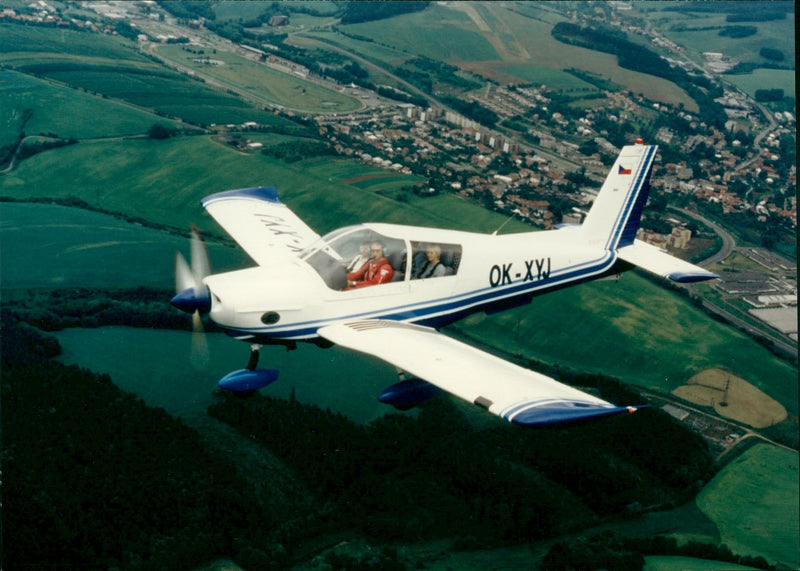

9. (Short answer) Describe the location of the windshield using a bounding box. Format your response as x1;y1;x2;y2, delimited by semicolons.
301;226;406;290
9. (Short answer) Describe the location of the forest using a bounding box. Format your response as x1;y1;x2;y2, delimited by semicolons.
4;285;783;570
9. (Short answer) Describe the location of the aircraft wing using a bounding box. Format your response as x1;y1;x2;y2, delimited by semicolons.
202;186;319;266
617;239;718;283
319;320;639;427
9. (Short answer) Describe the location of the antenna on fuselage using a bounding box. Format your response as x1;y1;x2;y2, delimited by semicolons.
492;209;521;236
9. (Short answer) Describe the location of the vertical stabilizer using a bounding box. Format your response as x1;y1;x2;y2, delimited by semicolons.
581;143;658;250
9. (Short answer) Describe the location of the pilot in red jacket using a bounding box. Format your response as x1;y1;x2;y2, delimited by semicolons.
346;242;394;289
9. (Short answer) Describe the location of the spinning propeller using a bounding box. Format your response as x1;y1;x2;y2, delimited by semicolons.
171;225;212;369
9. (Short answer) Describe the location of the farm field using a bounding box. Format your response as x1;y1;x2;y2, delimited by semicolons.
343;3;500;63
0;24;154;69
496;65;600;91
295;29;412;68
696;443;799;569
0;202;249;290
0;25;291;128
337;2;697;109
155;45;363;114
724;69;796;99
0;69;184;145
640;7;796;69
0;133;528;237
643;556;758;571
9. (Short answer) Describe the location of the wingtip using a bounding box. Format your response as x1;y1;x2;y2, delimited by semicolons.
667;271;720;283
201;186;280;207
510;402;647;427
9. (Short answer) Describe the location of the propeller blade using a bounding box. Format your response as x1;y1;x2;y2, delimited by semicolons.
190;311;209;370
190;224;211;285
175;251;195;293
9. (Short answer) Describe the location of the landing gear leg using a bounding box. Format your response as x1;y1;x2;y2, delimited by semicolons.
247;344;262;371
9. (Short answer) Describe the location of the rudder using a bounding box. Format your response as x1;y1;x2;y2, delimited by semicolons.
581;143;658;251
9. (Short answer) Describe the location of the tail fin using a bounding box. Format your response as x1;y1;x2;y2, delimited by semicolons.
581;143;658;250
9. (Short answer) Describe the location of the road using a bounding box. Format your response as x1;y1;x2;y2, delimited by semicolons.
667;206;797;358
669;206;735;267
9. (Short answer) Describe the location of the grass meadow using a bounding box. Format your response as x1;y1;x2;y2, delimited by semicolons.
0;69;184;143
0;25;295;128
342;3;500;63
0;24;153;68
724;69;796;99
696;443;799;569
155;45;363;114
0;134;530;237
643;556;759;571
336;3;697;109
641;8;796;69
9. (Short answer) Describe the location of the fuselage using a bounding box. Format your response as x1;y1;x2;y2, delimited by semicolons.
204;223;619;345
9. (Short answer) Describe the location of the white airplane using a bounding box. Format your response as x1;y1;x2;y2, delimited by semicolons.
172;142;717;426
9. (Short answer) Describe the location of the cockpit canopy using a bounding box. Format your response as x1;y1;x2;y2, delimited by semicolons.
301;225;462;290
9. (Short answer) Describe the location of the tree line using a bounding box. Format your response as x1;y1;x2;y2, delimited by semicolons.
5;284;775;569
1;312;290;569
208;368;714;545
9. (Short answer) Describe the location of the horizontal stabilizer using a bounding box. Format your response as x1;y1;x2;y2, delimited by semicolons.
617;240;718;283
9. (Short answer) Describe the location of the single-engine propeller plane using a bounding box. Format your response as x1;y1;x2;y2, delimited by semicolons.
171;142;718;427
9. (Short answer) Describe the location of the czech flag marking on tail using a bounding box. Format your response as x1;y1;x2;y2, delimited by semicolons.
618;165;632;175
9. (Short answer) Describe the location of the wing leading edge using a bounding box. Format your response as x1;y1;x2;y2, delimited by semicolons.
319;320;642;427
202;186;319;266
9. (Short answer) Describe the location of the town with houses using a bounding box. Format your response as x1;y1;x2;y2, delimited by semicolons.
3;0;797;349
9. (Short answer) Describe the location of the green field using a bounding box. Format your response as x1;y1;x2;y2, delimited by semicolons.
644;556;758;571
155;45;363;114
496;65;600;91
724;69;797;99
334;3;698;110
0;202;250;289
640;6;797;69
0;24;154;68
697;443;799;568
0;24;294;127
343;3;500;63
0;69;184;145
0;133;530;236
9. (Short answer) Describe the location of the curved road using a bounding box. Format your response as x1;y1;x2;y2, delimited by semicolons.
668;206;735;267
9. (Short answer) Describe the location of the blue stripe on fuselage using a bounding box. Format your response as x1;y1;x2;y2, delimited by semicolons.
221;250;616;341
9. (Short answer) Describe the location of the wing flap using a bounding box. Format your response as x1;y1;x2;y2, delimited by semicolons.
202;187;319;266
617;239;718;283
319;320;636;426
